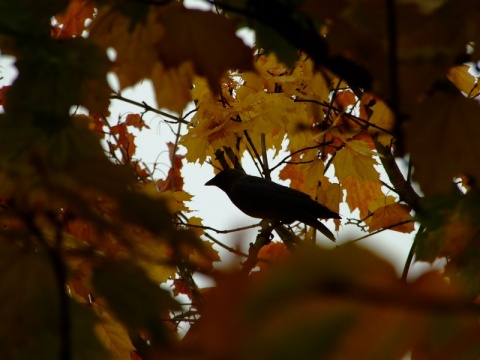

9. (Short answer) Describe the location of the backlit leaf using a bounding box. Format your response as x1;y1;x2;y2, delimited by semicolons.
369;203;414;233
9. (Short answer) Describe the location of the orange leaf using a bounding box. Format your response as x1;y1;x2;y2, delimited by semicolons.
336;89;357;109
257;242;289;271
157;142;184;192
172;279;192;298
125;113;150;130
369;203;414;233
53;0;95;39
110;123;136;159
343;177;386;219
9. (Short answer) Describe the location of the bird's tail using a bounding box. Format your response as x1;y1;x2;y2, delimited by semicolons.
308;219;337;241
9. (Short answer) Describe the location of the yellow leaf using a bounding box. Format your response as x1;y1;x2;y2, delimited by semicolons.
369;203;414;233
343;177;386;219
89;6;164;89
303;158;325;197
158;189;192;213
447;65;480;98
189;240;220;272
151;61;194;113
317;178;343;229
94;305;135;360
333;140;379;182
187;216;205;236
365;97;395;146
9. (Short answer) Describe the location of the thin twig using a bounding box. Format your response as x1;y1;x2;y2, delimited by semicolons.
175;221;260;234
243;130;264;171
110;93;189;124
343;220;414;244
270;142;333;172
261;133;270;180
401;225;423;282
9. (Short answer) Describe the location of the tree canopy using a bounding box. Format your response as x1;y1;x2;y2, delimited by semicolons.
1;0;480;359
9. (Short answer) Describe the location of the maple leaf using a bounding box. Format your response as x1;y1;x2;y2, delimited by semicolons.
151;61;194;113
156;4;254;92
188;240;221;272
405;93;480;195
316;177;343;228
336;89;357;109
125;113;149;130
53;0;94;39
257;242;289;272
360;94;394;146
343;177;386;219
369;203;414;234
447;64;480;98
89;6;164;88
110;122;136;159
94;304;135;358
333;139;379;182
157;142;184;192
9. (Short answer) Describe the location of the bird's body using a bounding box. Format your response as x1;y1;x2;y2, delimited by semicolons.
205;169;340;241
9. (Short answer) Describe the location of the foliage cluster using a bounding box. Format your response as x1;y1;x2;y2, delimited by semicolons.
1;0;480;359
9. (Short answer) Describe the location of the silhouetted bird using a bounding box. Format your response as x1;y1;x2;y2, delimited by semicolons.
205;169;340;241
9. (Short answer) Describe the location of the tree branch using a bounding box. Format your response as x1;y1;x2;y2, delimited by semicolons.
373;137;421;211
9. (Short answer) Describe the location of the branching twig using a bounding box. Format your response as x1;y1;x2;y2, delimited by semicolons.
110;93;189;124
294;98;396;137
269;141;333;172
243;130;264;171
241;223;273;275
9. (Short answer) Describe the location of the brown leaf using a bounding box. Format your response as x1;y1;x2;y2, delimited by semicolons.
156;4;254;92
303;0;469;112
405;93;480;195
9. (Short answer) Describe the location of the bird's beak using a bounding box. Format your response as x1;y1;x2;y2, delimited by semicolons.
205;178;215;186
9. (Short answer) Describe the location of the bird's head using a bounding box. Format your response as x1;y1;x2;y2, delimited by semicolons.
205;168;246;192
